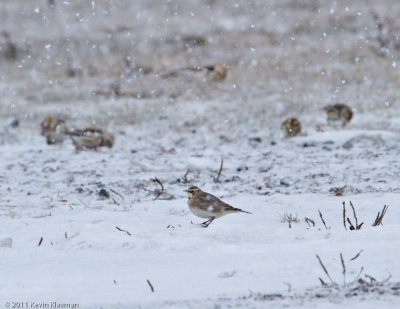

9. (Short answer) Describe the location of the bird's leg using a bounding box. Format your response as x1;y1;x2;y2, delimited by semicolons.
201;217;215;228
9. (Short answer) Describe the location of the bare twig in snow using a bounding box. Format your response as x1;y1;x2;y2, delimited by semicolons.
344;201;364;230
318;210;329;229
316;254;334;284
340;253;346;284
38;237;43;246
151;177;164;200
305;217;315;227
343;201;347;230
115;226;132;236
365;274;377;283
349;201;359;228
281;213;299;228
147;279;155;292
346;217;355;230
110;188;125;200
214;158;223;183
319;278;328;286
182;169;190;183
78;198;90;208
350;250;363;261
372;205;388;226
354;266;364;281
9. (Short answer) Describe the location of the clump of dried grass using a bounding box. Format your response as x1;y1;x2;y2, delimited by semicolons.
242;252;399;303
343;201;364;230
312;252;399;299
281;213;299;228
342;201;389;230
372;205;388;226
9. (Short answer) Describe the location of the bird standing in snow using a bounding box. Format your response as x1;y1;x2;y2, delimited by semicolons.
185;186;251;227
324;103;353;127
41;115;68;145
281;117;302;137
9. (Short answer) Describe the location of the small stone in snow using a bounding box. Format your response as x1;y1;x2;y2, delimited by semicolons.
10;119;19;128
98;189;110;199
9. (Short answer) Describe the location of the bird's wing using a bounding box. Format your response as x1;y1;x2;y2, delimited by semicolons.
197;193;223;207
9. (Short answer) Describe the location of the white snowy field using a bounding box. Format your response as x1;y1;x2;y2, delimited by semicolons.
1;190;400;308
1;128;399;308
1;0;400;308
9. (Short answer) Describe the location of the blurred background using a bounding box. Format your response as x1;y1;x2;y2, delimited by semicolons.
1;0;400;135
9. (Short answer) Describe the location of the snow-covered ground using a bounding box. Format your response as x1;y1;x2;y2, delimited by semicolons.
1;1;400;308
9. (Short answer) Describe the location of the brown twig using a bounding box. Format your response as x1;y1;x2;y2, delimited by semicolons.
112;198;120;205
115;226;132;236
319;278;328;286
342;201;347;230
346;217;355;230
146;279;155;292
318;210;329;229
350;249;363;261
316;254;334;284
345;201;364;230
182;169;190;183
110;189;125;201
365;274;377;283
355;266;364;281
78;198;90;208
281;213;299;228
38;237;43;246
340;253;346;283
151;177;164;200
305;217;315;227
214;158;223;183
372;205;388;226
349;201;358;228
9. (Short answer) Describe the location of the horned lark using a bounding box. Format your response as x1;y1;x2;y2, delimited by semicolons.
281;117;301;137
161;64;228;81
207;64;228;81
41;115;68;144
71;132;115;151
324;103;353;127
185;186;251;227
41;115;65;135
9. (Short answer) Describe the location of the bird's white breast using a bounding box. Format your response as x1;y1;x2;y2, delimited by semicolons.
189;207;214;219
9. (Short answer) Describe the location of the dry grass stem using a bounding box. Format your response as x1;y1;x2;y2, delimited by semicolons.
305;217;315;227
344;201;364;230
350;250;363;261
146;279;155;292
340;253;346;284
318;210;329;229
281;213;299;228
182;169;190;183
115;226;132;236
316;254;334;284
110;189;124;200
214;158;224;183
151;177;164;200
372;205;388;226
